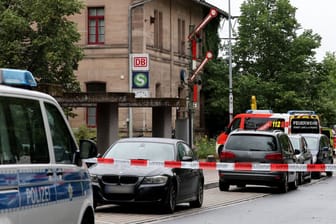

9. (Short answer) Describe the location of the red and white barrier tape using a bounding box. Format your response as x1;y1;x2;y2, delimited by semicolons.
90;158;336;172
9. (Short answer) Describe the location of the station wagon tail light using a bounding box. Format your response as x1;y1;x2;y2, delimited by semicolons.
0;68;37;88
220;151;236;160
264;153;283;161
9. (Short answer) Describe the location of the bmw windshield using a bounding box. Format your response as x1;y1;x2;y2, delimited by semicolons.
104;142;175;161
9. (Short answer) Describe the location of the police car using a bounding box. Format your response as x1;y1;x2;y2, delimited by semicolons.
0;68;96;224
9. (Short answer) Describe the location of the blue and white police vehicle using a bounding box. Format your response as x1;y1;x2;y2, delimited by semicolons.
0;68;96;224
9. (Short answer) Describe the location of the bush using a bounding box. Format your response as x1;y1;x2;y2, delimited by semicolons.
194;135;217;160
73;125;96;144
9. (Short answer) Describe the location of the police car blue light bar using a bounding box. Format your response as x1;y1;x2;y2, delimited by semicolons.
0;68;37;88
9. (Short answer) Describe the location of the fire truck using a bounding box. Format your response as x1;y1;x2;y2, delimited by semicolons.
215;110;321;154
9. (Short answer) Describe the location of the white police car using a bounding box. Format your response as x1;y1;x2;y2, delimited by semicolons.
0;68;96;224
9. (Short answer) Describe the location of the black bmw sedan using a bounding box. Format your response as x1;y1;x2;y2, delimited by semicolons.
88;137;204;213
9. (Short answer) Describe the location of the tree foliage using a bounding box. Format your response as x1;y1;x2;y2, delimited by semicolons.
234;0;322;112
0;0;84;92
202;0;336;136
318;53;336;126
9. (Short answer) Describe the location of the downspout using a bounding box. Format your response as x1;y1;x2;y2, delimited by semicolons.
170;0;173;97
128;0;155;137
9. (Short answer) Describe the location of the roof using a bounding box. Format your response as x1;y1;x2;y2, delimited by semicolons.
300;133;325;138
0;84;57;104
55;92;186;108
229;129;283;136
116;137;184;145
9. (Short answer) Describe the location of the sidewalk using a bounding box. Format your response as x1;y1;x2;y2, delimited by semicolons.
203;169;219;190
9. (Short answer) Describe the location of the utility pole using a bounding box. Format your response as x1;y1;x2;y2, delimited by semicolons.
228;0;233;122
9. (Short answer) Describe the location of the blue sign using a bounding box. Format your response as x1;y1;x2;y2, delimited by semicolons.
132;71;149;89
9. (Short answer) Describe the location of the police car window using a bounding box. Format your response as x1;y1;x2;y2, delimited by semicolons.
45;103;77;164
0;96;49;164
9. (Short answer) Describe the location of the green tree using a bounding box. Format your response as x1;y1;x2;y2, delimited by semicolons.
318;53;336;126
0;0;84;92
234;0;322;112
201;0;335;136
202;59;230;136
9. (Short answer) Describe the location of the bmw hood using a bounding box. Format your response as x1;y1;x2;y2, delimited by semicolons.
88;163;172;177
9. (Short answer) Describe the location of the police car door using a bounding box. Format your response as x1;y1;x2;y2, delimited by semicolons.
44;102;91;224
0;95;55;224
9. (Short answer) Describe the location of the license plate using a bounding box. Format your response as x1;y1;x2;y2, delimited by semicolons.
104;185;134;194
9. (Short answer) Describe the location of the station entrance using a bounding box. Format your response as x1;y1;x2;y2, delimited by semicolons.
56;92;186;154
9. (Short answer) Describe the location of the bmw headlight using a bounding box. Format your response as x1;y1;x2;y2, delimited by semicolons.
142;175;168;184
90;174;99;183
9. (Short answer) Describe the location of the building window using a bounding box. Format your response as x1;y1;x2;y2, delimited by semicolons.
154;9;163;49
86;82;106;127
155;83;162;97
178;18;186;55
88;7;105;44
87;107;96;128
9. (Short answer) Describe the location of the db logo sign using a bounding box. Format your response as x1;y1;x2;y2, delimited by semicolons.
134;57;147;67
132;71;149;89
132;53;149;71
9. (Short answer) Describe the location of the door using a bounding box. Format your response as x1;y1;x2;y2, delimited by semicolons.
0;96;56;224
44;102;90;223
175;142;197;200
279;134;297;182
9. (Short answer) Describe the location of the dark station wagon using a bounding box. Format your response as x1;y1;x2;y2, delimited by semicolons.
219;130;299;193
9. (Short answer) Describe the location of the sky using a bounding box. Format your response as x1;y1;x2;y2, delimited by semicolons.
206;0;336;61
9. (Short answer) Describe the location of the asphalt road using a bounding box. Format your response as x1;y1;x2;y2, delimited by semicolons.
158;175;335;224
94;170;331;224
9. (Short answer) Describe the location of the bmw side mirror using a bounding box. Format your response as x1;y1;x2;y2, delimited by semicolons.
79;139;98;159
182;156;193;162
294;149;300;155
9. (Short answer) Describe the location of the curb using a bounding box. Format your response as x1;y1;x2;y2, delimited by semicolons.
204;182;218;190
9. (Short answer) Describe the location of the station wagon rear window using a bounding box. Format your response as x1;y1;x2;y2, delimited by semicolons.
225;134;277;151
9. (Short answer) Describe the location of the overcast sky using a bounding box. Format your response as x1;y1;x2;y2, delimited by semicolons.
206;0;336;61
